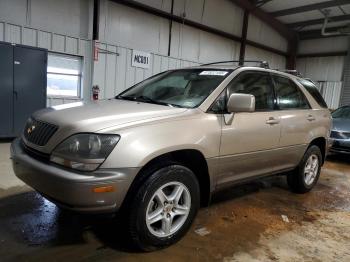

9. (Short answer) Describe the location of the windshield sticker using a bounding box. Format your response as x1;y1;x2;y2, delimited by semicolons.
199;71;228;76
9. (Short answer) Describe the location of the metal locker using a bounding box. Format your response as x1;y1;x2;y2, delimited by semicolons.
0;42;14;137
0;42;47;137
13;46;47;136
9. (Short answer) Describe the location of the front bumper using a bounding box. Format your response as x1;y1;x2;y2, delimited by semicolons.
329;138;350;154
11;138;140;213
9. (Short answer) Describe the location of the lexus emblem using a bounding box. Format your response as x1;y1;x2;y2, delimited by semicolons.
27;125;36;134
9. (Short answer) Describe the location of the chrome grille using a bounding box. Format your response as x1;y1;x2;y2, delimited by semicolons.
331;131;350;140
23;118;58;146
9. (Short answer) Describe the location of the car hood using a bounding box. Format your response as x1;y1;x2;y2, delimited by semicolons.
33;99;188;133
332;118;350;132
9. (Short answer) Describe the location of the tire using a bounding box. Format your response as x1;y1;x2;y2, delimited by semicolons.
126;164;200;251
287;145;322;194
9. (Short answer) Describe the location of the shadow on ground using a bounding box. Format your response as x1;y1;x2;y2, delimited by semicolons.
1;159;350;261
0;175;286;254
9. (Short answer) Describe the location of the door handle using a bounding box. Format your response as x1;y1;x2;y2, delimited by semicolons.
13;90;18;100
307;114;316;121
266;117;280;125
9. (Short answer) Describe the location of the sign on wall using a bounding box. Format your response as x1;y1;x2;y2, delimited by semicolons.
132;50;151;69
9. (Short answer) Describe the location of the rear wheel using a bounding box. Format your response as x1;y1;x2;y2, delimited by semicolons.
287;145;322;193
126;165;200;251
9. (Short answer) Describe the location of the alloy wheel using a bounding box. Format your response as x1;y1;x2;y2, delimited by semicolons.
146;181;191;238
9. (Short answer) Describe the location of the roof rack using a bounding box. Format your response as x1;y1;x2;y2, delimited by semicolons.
201;60;270;69
274;69;303;77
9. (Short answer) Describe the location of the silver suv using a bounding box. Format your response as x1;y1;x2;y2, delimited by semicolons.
11;62;331;250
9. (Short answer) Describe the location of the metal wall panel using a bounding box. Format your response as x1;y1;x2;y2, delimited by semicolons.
0;21;91;106
5;24;21;44
173;0;204;23
296;56;345;82
0;0;27;25
298;37;348;54
316;82;343;109
1;0;291;107
245;45;286;69
201;0;243;36
100;1;169;55
134;0;172;12
247;15;288;52
0;0;91;39
340;48;350;106
22;28;37;46
92;42;200;99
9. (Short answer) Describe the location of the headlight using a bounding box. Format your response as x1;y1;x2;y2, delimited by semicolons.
50;134;120;171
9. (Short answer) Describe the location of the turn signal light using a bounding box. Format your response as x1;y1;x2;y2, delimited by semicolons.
93;186;115;193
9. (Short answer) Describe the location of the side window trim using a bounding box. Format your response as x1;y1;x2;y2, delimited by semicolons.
270;73;311;111
208;70;277;113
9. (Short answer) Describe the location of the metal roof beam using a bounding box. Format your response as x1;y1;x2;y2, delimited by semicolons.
297;51;348;58
299;26;350;39
230;0;296;40
271;0;350;17
288;14;350;28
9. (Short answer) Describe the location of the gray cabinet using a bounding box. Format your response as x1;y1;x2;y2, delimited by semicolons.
0;42;47;137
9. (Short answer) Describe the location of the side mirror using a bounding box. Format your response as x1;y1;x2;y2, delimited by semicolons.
227;93;255;113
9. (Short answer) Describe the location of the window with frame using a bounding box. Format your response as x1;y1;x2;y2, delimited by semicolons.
47;53;82;97
273;75;310;110
298;79;328;108
226;71;275;111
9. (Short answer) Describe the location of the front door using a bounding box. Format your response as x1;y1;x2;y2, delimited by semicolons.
216;71;282;187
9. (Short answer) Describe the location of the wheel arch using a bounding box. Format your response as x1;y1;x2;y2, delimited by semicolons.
309;137;326;164
121;149;212;210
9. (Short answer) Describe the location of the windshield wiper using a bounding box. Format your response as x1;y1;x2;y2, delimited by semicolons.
115;95;135;101
116;95;180;107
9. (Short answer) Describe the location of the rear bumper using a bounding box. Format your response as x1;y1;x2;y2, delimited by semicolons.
11;138;140;213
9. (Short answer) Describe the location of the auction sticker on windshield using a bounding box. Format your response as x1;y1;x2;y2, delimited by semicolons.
199;71;229;76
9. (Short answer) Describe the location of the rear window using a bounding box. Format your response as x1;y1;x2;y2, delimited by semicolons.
298;79;328;108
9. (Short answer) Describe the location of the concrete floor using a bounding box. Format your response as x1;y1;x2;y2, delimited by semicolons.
1;141;350;262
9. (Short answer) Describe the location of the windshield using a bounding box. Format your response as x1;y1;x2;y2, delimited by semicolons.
117;69;232;108
332;106;350;119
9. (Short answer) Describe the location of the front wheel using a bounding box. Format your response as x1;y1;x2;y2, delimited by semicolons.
287;145;322;193
126;165;200;251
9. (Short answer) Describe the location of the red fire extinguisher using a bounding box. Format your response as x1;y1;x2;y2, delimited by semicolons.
92;85;100;100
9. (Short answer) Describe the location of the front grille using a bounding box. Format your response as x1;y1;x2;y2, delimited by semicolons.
23;118;58;146
21;140;50;162
330;131;350;140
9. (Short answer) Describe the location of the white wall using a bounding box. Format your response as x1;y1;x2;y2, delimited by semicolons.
93;43;200;99
296;37;348;109
298;36;348;55
94;0;288;98
247;15;287;52
99;0;244;63
0;0;92;39
245;45;286;69
0;0;290;104
297;56;345;82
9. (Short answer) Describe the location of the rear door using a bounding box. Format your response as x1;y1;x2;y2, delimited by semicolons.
271;74;314;170
217;71;282;187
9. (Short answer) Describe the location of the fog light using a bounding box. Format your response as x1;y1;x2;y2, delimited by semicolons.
93;186;115;193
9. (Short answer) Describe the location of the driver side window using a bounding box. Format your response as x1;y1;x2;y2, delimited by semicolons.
226;71;275;111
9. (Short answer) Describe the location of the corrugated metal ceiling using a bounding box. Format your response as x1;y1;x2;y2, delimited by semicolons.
260;0;350;31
